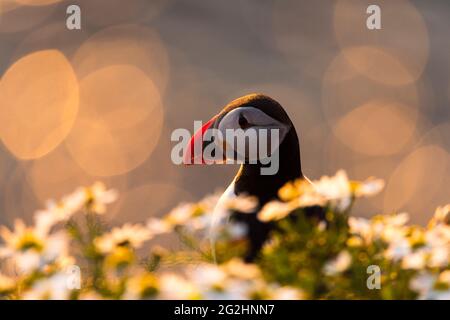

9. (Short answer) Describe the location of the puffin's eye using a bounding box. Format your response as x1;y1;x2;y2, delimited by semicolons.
238;114;250;129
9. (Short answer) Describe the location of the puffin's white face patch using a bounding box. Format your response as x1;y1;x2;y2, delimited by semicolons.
172;106;289;174
215;106;290;164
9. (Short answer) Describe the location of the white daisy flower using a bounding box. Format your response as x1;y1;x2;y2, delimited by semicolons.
425;225;450;247
223;195;258;213
297;193;327;208
23;273;72;300
165;203;197;226
147;217;173;235
84;182;118;214
348;216;373;243
34;190;85;233
158;273;200;299
271;286;305;300
313;170;352;211
188;264;227;289
411;271;450;300
222;258;262;280
0;220;70;273
428;246;449;268
323;250;352;276
429;204;450;227
258;201;295;222
385;238;411;260
94;223;152;254
402;249;427;270
354;177;385;197
410;272;435;299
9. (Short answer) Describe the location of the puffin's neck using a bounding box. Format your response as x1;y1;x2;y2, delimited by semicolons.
233;128;303;206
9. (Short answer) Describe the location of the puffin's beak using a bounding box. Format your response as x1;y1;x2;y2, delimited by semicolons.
183;115;218;165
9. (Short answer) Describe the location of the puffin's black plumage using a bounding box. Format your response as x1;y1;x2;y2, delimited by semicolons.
185;93;323;262
215;94;304;261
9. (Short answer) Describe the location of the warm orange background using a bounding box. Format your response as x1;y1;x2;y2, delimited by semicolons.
0;0;449;226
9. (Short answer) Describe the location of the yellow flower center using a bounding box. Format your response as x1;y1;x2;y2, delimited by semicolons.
138;275;159;298
16;232;44;252
105;246;135;269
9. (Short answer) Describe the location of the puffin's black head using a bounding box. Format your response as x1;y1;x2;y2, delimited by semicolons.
216;93;294;133
183;94;303;181
184;94;305;262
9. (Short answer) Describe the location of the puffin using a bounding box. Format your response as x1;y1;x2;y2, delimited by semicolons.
183;93;318;261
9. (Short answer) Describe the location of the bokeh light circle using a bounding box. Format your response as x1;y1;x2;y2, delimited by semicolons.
0;1;58;33
0;50;79;160
12;22;89;61
384;145;450;223
65;65;164;177
72;24;170;94
334;0;429;85
332;100;418;156
321;48;422;157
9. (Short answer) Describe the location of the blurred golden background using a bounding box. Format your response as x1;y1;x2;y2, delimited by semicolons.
0;0;449;226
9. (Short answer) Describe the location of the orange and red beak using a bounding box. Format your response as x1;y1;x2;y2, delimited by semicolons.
183;115;218;165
